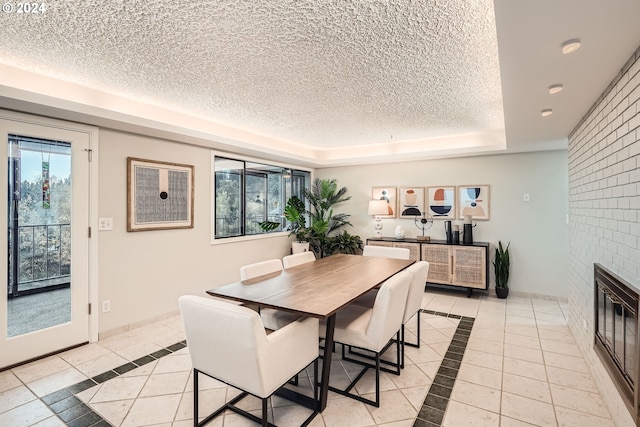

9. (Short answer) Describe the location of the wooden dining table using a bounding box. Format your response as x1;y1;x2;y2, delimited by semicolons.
206;253;414;411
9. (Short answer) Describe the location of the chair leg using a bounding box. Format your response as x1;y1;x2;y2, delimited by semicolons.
193;369;198;427
262;398;268;427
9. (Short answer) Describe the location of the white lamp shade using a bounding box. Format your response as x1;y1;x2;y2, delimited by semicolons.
368;200;388;216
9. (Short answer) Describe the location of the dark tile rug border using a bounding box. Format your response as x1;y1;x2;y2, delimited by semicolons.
34;310;472;427
413;310;475;427
39;340;187;427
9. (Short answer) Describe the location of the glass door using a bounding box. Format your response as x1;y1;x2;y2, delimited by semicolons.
1;116;92;369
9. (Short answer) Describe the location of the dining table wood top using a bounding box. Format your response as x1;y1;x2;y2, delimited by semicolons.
207;254;414;318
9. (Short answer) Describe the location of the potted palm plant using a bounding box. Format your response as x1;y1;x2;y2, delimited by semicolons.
493;241;510;299
259;195;309;253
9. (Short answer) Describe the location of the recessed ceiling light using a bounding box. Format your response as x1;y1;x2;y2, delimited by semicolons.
562;39;581;54
541;109;553;117
549;84;564;94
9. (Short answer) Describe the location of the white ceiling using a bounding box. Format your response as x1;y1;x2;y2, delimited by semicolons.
1;0;639;167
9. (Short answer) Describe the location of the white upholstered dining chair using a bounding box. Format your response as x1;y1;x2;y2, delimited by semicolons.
320;270;411;407
239;259;283;280
283;251;316;269
179;295;319;427
362;245;411;260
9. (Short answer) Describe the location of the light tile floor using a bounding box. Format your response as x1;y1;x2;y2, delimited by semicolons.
0;288;617;426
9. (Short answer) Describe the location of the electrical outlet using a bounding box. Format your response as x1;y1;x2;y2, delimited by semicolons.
583;319;587;330
523;193;530;202
98;218;113;231
102;300;111;313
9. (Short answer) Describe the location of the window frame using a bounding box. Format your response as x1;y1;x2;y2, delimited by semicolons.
211;151;312;244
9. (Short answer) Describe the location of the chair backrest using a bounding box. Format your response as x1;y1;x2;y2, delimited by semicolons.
240;259;283;280
365;270;412;351
179;295;268;395
403;261;430;323
283;251;316;269
362;245;411;260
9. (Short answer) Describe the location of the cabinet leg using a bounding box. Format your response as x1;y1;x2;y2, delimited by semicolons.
467;288;473;298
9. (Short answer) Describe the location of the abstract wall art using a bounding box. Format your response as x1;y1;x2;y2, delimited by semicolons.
371;186;396;218
127;157;194;231
399;186;424;218
458;185;490;220
426;186;456;220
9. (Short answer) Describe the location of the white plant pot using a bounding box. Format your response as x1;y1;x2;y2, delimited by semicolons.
292;241;310;254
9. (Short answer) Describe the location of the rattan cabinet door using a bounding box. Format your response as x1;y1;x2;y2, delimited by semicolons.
452;246;486;289
422;244;452;284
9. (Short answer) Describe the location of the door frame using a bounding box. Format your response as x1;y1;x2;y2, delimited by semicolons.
1;109;100;348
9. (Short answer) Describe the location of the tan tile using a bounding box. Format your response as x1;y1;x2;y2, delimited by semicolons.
58;343;112;366
320;396;375;427
121;394;182;427
502;372;551;403
549;384;611;418
499;415;538;426
457;363;502;390
540;338;582;357
27;367;88;397
450;379;501;413
505;324;539;338
12;356;71;384
365;389;416;425
466;337;503;356
400;385;430;411
0;399;53;427
504;333;541;350
90;399;134;426
543;352;589;373
90;376;147;403
503;343;544;364
388;364;431;389
0;370;22;394
545;365;598;393
462;348;503;371
500;392;556;426
75;352;128;377
554;405;616;427
503;357;547;381
442;400;499;426
405;343;446;364
0;384;37;413
139;371;190;397
537;328;575;343
470;327;504;343
31;416;67;427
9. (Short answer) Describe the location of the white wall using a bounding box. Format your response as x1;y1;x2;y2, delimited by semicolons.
97;129;293;333
567;46;639;427
316;150;569;297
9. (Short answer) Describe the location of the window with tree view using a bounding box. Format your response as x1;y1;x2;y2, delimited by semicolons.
214;155;310;239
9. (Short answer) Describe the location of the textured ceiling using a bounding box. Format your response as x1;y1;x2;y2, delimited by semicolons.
1;1;640;166
0;0;503;154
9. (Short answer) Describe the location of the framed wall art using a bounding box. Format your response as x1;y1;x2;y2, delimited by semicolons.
127;157;194;231
398;186;424;218
458;185;490;220
371;186;396;218
426;186;456;220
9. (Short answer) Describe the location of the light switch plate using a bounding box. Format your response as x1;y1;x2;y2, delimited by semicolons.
98;218;113;231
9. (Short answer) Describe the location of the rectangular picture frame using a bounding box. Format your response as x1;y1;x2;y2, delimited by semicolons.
457;185;490;220
371;186;396;218
398;186;425;218
127;157;195;231
426;186;456;220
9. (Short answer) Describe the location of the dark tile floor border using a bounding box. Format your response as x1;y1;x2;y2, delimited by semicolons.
36;310;472;427
39;340;187;427
413;310;475;427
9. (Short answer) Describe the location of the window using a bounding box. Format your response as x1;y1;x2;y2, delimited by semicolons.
213;155;311;239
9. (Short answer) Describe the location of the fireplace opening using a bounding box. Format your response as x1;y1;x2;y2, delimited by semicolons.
594;263;639;425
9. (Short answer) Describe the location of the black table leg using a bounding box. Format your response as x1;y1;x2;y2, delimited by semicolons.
319;314;336;411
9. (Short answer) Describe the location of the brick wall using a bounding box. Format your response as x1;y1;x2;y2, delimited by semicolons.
568;45;640;426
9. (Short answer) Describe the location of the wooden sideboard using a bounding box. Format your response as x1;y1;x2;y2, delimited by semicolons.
366;237;490;297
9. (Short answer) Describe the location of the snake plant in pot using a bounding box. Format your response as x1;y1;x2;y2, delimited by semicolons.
493;241;510;299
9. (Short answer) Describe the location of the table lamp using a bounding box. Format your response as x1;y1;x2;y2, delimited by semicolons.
368;200;389;238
